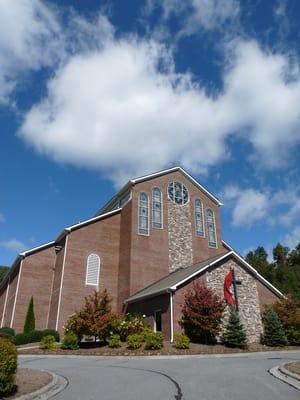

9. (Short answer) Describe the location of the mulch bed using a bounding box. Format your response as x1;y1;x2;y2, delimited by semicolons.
285;361;300;376
4;368;52;399
18;341;300;356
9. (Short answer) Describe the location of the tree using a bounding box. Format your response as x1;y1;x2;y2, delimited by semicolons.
179;281;225;344
245;247;273;283
273;296;300;345
263;308;288;347
23;297;35;334
221;309;247;349
0;266;9;283
66;289;119;341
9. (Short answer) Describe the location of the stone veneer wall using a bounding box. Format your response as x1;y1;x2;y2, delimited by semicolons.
168;201;193;272
206;259;263;343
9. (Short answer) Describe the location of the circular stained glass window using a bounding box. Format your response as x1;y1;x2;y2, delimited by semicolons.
168;182;189;205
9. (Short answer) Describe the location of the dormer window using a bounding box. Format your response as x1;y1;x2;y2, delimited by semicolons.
168;182;189;205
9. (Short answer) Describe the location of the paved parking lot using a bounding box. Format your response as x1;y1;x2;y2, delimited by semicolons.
19;351;300;400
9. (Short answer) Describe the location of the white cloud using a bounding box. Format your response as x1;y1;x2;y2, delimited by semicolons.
0;239;27;253
0;213;5;223
0;0;63;103
223;186;269;227
283;226;300;248
18;29;300;185
145;0;239;36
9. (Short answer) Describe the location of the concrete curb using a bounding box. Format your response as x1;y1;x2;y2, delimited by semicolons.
19;349;300;361
269;363;300;391
14;370;68;400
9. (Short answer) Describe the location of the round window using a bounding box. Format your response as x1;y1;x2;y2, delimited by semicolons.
168;182;189;205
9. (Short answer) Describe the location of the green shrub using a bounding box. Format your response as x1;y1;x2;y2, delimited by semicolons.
0;327;15;337
221;310;248;349
174;333;190;349
118;314;146;341
23;296;35;334
126;333;144;349
145;332;164;350
61;332;79;350
14;329;59;346
108;334;121;348
40;335;57;350
0;338;17;396
263;308;288;347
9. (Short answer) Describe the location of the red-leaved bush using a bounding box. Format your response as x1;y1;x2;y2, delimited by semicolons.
179;281;225;344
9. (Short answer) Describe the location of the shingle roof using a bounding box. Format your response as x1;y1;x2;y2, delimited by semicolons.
125;252;230;303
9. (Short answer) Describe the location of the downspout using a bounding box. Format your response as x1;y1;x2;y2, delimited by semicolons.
170;291;174;343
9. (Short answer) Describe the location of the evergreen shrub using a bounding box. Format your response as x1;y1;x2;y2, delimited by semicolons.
174;333;190;349
39;335;57;350
0;338;17;396
144;332;164;350
221;309;248;349
126;333;144;349
14;329;59;346
108;334;121;348
263;308;288;347
0;327;15;337
23;297;35;334
61;332;79;350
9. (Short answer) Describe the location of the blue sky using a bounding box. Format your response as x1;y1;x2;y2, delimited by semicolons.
1;0;300;266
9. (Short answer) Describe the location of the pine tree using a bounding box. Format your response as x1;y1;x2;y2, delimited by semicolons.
263;308;288;347
221;309;248;348
23;296;35;334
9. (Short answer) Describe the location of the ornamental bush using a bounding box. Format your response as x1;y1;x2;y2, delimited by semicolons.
221;309;248;349
273;296;300;345
39;335;57;350
108;334;121;348
145;332;164;350
126;333;144;349
61;332;79;350
23;296;35;334
118;313;146;341
174;333;190;349
0;338;17;396
263;308;288;347
179;281;225;344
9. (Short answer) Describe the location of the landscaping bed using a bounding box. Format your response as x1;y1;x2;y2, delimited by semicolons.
18;341;300;356
285;361;300;376
5;368;52;399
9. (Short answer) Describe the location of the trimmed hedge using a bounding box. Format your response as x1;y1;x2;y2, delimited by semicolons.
39;335;57;350
0;327;15;337
126;333;144;349
108;334;121;348
0;338;17;396
145;332;164;350
174;333;190;349
14;329;60;346
61;332;79;350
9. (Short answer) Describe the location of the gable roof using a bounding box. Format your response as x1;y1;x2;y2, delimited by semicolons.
98;166;223;215
125;250;285;303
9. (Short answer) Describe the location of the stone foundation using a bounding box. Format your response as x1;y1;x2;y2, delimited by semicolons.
206;260;263;343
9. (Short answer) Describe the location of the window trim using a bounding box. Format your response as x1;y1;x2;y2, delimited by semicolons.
85;253;100;286
138;192;150;236
152;187;163;229
206;208;218;248
195;198;205;237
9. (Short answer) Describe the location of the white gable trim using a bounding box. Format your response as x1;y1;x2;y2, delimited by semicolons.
20;241;55;257
131;166;223;206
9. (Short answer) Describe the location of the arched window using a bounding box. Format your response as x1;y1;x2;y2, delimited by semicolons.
152;187;163;229
138;192;149;235
85;254;100;286
195;199;204;237
206;209;217;248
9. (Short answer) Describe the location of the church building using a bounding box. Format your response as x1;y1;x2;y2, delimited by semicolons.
0;167;284;342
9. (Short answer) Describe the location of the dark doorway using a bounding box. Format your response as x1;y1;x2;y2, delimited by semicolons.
155;310;162;331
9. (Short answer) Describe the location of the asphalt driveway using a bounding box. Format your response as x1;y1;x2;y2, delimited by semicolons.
19;351;300;400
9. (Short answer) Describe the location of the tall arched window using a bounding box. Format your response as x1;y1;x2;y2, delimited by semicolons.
195;199;204;237
138;192;149;235
206;209;217;248
85;253;100;286
152;187;163;229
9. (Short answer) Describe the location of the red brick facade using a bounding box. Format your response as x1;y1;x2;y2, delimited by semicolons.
0;167;283;340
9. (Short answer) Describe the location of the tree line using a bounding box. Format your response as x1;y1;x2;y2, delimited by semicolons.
245;242;300;299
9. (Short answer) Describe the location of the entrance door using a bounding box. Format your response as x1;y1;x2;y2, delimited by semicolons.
154;310;162;332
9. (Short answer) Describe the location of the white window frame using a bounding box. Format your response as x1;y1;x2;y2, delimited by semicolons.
206;209;217;248
195;198;205;237
138;192;149;236
152;187;163;229
167;181;189;205
85;253;100;286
